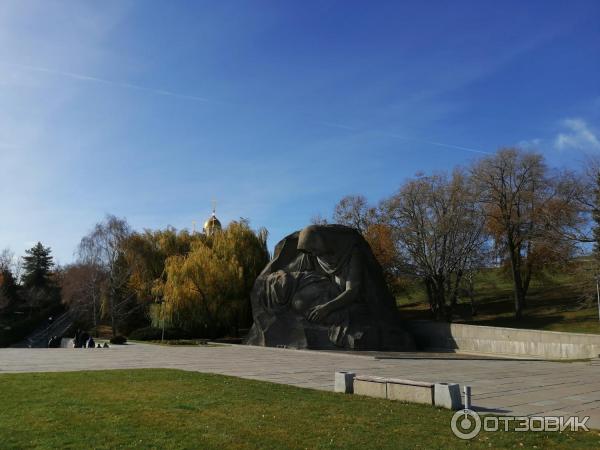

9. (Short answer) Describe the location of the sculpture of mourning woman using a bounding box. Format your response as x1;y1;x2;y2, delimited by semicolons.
246;225;414;350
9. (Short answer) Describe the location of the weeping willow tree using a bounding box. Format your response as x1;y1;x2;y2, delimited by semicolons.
162;220;269;337
124;227;198;307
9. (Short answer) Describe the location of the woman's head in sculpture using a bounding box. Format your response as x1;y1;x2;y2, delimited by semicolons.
297;225;329;257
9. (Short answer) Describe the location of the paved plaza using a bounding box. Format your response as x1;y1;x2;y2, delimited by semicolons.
1;343;598;429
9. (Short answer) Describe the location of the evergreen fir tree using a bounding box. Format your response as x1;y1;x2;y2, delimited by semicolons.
22;242;54;289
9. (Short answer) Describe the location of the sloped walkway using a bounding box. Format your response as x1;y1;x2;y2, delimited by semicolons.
1;342;598;429
11;311;73;348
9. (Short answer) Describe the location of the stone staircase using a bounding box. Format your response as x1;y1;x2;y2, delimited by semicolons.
13;311;73;348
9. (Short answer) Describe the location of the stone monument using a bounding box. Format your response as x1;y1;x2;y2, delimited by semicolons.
246;224;415;350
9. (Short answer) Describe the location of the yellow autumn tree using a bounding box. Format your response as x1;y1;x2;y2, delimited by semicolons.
124;227;198;304
162;220;269;337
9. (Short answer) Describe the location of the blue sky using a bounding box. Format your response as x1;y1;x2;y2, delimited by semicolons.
1;1;599;264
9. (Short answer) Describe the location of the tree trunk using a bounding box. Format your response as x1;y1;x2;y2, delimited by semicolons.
110;292;116;337
513;283;524;319
508;240;525;319
450;270;463;308
467;273;477;317
424;279;435;315
433;277;446;321
92;290;98;337
522;260;533;308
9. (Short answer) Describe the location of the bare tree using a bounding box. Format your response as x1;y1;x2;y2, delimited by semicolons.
0;248;21;282
78;215;134;336
0;248;13;272
381;171;487;319
310;213;329;226
333;195;376;234
555;158;600;306
471;148;579;318
547;156;600;249
0;248;18;310
61;263;106;332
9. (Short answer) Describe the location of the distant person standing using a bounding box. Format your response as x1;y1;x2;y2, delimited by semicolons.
80;331;90;348
74;329;82;348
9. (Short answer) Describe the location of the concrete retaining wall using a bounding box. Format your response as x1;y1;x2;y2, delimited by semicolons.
405;320;600;360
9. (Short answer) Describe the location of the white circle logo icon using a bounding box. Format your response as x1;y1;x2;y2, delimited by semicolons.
451;409;482;440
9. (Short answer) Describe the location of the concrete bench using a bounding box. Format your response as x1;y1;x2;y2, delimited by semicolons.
354;376;434;404
351;374;462;409
353;375;388;398
385;378;434;405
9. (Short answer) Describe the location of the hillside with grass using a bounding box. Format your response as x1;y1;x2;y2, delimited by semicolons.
397;263;600;335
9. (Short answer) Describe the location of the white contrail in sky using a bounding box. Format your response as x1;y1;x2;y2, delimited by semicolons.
3;61;492;155
319;121;357;131
383;132;492;155
1;61;211;103
320;122;491;155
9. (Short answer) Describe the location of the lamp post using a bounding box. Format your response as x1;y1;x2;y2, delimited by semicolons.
162;301;166;343
155;298;166;343
596;275;600;322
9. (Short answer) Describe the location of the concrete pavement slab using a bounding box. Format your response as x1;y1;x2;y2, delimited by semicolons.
1;343;598;429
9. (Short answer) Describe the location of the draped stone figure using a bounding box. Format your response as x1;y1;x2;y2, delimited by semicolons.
246;224;415;350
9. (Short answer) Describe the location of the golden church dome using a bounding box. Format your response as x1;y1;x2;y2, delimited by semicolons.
203;212;222;236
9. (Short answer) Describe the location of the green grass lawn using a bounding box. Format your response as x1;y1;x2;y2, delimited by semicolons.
0;369;598;449
397;267;600;335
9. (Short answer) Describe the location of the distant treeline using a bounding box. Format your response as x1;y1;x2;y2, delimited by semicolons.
1;219;269;341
